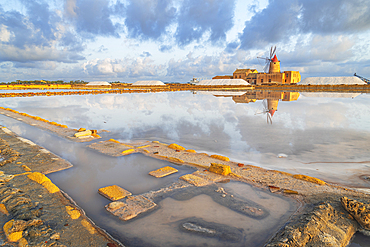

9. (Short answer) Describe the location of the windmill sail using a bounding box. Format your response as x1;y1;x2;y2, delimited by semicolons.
257;46;276;73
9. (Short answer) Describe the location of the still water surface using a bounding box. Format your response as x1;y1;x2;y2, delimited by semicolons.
1;90;370;246
2;91;370;187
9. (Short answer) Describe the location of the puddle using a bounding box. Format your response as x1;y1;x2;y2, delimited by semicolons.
104;182;296;247
350;232;370;247
0;114;298;246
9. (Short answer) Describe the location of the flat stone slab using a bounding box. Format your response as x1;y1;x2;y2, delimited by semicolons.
88;140;137;156
149;166;178;178
179;174;213;187
193;170;225;183
178;217;244;242
98;185;132;201
105;195;157;221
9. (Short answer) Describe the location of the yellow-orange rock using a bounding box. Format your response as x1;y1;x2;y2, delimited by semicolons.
0;204;8;215
65;206;81;219
168;157;184;163
3;220;23;242
27;172;49;184
108;139;120;143
81;219;96;234
74;130;92;138
98;185;132;201
292;174;326;185
149;166;178;178
21;165;31;172
27;172;60;193
121;149;135;155
210;154;230;162
209;163;231;176
168;143;186;151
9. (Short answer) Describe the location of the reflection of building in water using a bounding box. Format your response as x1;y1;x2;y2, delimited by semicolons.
213;91;300;123
213;54;301;85
233;91;299;115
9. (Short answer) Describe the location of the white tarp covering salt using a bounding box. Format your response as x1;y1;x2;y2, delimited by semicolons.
301;92;361;98
86;81;111;86
299;77;365;85
198;79;250;86
132;80;165;86
196;91;246;96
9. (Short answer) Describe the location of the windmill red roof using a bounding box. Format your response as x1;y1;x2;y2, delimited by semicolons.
269;109;276;117
271;54;278;62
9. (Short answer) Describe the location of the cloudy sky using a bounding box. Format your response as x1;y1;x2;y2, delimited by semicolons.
0;0;369;83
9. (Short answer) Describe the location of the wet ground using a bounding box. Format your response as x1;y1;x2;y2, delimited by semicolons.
1;90;370;246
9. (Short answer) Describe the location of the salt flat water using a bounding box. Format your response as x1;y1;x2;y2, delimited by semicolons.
1;90;370;246
2;91;370;188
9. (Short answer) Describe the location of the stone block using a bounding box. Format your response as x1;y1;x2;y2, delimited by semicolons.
98;185;132;201
149;166;178;178
106;195;156;221
168;143;186;151
65;206;81;219
179;174;212;187
74;130;92;138
209;163;231;176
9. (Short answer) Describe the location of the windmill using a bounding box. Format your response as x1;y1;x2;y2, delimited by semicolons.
254;99;277;124
257;46;276;73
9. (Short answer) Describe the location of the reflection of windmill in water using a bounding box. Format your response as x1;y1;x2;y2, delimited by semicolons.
255;98;278;124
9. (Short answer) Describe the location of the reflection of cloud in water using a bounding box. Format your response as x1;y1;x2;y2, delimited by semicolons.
2;91;370;187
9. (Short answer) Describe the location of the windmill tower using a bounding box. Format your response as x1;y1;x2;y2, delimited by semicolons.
269;54;280;73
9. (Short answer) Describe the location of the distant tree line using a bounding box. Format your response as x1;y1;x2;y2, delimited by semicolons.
0;80;87;85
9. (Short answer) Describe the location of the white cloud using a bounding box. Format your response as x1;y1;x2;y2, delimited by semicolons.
0;24;11;42
83;57;163;79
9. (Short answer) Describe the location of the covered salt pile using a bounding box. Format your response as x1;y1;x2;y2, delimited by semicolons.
301;92;361;98
132;80;166;86
198;79;251;86
299;77;365;85
86;81;111;86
